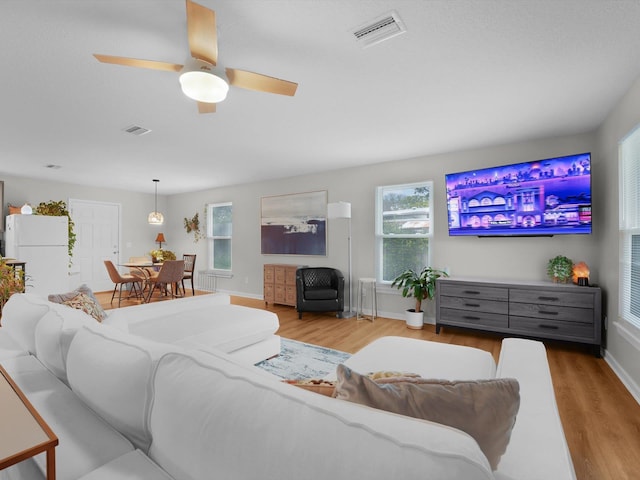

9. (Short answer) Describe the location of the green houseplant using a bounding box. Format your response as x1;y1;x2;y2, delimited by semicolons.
0;257;25;315
149;249;176;263
392;266;449;329
547;255;574;283
34;200;76;261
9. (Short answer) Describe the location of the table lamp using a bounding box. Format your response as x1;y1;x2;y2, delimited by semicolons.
155;233;166;249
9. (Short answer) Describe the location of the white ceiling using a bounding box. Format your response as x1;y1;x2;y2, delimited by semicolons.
2;0;640;195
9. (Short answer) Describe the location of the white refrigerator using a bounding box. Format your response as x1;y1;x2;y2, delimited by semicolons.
5;214;69;296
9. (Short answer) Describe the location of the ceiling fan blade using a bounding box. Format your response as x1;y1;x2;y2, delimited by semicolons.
94;54;183;72
225;68;298;96
197;102;216;114
186;0;218;66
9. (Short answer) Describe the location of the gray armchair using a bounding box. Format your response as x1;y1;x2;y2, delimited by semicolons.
296;267;345;319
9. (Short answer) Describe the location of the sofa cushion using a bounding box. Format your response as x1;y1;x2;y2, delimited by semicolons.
494;338;576;480
48;284;106;322
128;304;279;355
76;450;175;480
328;336;497;381
66;326;176;453
34;303;97;384
109;293;231;327
0;329;29;360
0;293;50;354
147;350;494;480
335;364;520;471
1;355;134;480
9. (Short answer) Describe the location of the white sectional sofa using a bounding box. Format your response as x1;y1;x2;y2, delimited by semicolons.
0;293;576;480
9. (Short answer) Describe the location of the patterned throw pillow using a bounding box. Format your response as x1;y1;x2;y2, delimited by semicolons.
49;284;107;322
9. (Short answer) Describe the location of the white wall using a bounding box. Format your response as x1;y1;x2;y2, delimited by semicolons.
0;174;169;264
167;131;598;322
595;74;640;403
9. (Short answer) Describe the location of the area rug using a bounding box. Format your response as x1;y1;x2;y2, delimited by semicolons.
255;338;351;380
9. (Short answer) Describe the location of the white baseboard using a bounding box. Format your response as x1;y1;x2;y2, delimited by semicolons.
605;350;640;405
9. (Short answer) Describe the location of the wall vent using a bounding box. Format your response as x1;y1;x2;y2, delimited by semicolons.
123;124;151;136
352;11;406;48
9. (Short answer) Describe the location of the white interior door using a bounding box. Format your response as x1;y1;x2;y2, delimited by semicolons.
69;199;121;292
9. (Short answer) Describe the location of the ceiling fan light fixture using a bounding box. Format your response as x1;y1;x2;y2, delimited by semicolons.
180;68;229;103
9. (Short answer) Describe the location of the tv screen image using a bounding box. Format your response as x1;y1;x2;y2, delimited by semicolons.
445;152;591;237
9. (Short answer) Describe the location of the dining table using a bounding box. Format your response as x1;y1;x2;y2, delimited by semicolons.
119;261;173;302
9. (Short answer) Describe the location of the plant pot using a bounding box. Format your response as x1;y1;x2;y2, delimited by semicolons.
405;309;424;330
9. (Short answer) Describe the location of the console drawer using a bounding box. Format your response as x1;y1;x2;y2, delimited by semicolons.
439;283;508;302
509;316;595;341
439;295;508;315
509;302;593;324
439;308;509;329
510;289;595;309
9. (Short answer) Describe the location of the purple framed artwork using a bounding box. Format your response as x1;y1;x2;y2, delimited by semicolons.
261;190;327;256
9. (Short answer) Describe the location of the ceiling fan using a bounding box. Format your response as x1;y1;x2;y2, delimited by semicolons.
94;0;298;113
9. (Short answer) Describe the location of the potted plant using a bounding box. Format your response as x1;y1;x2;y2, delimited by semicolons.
392;266;449;329
34;200;76;261
149;249;176;263
0;257;25;315
547;255;574;283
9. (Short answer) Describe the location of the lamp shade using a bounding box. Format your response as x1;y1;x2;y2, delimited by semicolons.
328;201;351;219
179;59;229;103
148;212;164;225
148;179;164;225
155;233;166;244
180;71;229;103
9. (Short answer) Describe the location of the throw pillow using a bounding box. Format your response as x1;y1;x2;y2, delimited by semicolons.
49;284;106;322
366;370;421;380
335;364;520;470
284;379;336;397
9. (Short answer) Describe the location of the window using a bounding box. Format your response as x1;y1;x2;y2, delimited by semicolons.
620;126;640;329
376;181;433;283
207;202;232;271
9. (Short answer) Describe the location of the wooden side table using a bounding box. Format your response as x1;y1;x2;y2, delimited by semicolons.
0;365;58;479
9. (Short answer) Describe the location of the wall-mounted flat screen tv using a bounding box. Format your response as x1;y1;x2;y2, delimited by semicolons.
445;152;591;237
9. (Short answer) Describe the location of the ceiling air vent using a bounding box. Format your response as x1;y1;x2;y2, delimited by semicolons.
352;11;406;48
123;124;151;136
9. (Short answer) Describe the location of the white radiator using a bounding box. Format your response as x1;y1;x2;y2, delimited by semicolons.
197;271;217;292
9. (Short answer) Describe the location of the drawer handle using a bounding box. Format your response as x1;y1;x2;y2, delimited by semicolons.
464;303;481;307
539;310;559;316
538;296;559;302
538;324;559;330
463;315;481;321
463;290;481;295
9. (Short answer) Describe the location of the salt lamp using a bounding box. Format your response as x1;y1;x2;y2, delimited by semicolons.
572;261;590;286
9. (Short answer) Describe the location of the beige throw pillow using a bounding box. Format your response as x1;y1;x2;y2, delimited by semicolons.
335;364;520;470
49;284;107;322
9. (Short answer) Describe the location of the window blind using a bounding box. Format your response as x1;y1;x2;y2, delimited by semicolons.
619;126;640;328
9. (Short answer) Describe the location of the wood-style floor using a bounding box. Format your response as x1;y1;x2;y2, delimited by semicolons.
99;291;640;480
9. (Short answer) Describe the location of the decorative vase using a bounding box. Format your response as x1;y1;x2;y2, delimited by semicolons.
405;309;424;330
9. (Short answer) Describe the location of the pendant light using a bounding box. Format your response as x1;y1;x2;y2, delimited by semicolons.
148;179;164;225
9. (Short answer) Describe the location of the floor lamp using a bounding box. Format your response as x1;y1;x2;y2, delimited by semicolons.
328;201;355;318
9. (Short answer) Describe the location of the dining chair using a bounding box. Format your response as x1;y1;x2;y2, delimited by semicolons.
182;254;197;296
104;260;142;307
145;260;185;303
